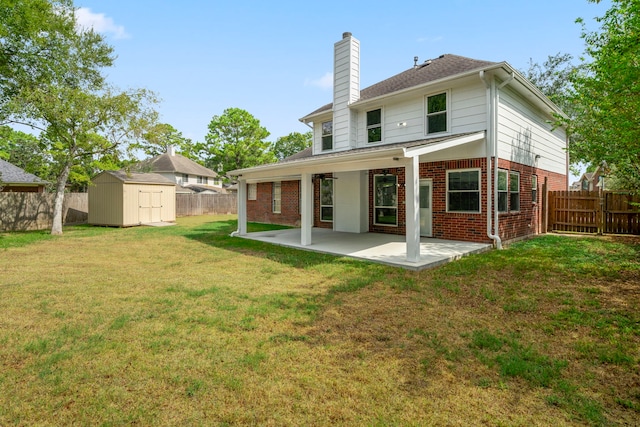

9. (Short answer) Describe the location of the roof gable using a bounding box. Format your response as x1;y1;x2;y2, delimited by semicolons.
100;170;175;185
0;159;47;184
135;153;218;178
303;54;497;118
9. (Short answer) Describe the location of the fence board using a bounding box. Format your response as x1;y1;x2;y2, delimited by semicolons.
547;190;639;235
0;192;88;231
175;193;237;217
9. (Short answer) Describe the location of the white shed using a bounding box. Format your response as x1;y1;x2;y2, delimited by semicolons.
89;170;176;226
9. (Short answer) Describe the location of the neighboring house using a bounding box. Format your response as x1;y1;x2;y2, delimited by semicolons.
134;146;224;193
0;159;47;192
229;32;568;263
575;164;607;191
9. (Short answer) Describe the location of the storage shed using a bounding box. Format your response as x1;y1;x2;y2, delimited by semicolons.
89;170;176;226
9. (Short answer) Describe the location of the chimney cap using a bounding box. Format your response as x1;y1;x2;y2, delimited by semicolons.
342;32;352;39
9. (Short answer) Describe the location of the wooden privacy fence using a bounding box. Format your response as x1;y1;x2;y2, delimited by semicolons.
176;193;237;217
0;192;88;232
547;190;640;235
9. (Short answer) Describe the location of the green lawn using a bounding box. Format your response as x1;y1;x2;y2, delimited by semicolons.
1;215;638;425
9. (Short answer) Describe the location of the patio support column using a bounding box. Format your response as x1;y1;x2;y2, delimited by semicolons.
300;173;312;246
237;179;247;235
405;156;421;262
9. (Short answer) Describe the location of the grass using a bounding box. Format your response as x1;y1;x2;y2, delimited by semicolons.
0;216;639;425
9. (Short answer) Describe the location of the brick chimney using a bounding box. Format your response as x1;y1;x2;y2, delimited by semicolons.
333;32;360;150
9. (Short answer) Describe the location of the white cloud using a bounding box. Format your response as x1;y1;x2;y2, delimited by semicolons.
305;72;333;90
75;7;130;40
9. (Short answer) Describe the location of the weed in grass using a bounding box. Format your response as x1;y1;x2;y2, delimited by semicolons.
109;314;131;330
479;286;498;302
469;329;506;352
185;379;204;397
240;316;256;331
496;345;566;388
503;297;538;313
239;351;267;370
24;338;49;355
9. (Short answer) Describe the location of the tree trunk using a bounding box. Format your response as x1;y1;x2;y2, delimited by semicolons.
51;162;71;235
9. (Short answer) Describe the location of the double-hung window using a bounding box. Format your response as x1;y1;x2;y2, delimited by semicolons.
497;170;520;212
322;121;333;151
320;179;333;222
272;182;281;213
531;175;538;204
447;169;480;212
247;183;257;201
367;109;382;143
374;174;398;226
426;92;447;134
498;169;509;212
510;171;520;211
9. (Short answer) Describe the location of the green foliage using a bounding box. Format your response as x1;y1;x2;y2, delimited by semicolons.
0;1;159;234
132;123;197;158
568;0;640;189
0;126;51;182
271;131;312;160
522;52;576;114
200;108;275;180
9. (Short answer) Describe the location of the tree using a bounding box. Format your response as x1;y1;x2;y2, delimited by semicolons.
133;123;196;158
522;53;576;115
1;1;158;234
567;0;640;189
0;125;51;182
200;108;275;179
271;131;312;161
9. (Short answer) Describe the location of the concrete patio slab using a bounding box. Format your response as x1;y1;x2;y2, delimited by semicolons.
238;228;492;270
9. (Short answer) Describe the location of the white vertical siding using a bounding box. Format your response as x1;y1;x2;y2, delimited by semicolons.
497;87;567;175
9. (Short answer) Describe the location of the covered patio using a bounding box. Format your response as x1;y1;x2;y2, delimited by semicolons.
238;228;491;270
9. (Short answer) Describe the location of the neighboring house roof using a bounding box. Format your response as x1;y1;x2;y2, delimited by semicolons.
135;153;218;179
302;54;497;119
0;159;47;185
185;184;228;194
101;170;175;185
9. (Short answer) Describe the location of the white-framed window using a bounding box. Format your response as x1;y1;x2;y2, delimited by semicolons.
272;182;281;213
366;108;382;143
320;179;333;222
447;169;480;213
197;176;207;184
374;174;398;226
498;169;508;212
532;175;538;204
247;183;257;201
182;174;189;184
321;121;333;151
510;171;520;211
426;91;448;134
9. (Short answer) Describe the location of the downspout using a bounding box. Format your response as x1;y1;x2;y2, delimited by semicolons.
494;73;515;247
479;70;501;249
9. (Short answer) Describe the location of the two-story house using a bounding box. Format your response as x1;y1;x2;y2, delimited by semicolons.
229;32;568;263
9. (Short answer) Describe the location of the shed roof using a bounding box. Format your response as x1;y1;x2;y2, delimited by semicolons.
302;54;496;119
135;152;218;178
101;170;175;185
0;159;47;185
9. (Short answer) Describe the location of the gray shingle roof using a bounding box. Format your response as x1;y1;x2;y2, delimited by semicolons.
0;159;47;184
105;170;175;185
134;153;218;178
303;54;497;118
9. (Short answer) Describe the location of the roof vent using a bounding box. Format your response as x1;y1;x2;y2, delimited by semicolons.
413;56;418;69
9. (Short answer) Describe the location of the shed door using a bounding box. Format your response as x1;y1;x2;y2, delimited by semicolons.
139;190;163;223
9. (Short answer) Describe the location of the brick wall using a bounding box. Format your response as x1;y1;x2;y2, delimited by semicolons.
247;180;301;226
246;160;566;243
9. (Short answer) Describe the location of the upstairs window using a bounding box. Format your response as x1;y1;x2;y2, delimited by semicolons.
322;121;333;151
366;108;382;143
447;169;480;212
426;92;447;134
182;174;189;184
197;176;207;184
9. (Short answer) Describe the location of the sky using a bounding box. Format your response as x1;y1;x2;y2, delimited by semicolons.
74;0;611;178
